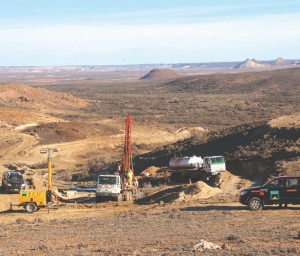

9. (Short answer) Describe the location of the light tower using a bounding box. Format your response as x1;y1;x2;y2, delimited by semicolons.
40;148;60;202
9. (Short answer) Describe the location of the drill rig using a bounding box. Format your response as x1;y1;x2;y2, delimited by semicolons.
96;114;137;202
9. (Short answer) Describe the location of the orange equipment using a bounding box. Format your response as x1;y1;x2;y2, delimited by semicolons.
124;114;133;172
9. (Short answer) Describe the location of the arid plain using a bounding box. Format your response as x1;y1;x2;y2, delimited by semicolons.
0;64;300;255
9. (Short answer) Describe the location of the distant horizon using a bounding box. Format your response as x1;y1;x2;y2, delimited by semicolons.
0;57;299;68
1;0;300;66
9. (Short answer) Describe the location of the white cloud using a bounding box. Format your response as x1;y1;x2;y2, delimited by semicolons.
0;12;299;65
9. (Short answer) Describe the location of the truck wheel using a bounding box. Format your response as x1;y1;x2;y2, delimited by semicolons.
202;172;208;181
96;196;102;203
129;191;133;201
124;192;129;201
248;197;262;211
171;173;179;182
25;203;37;213
178;173;184;182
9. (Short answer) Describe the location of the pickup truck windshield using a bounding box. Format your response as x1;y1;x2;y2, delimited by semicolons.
8;175;23;181
98;177;117;185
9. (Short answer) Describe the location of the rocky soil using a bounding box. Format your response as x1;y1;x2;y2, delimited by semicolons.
1;200;300;255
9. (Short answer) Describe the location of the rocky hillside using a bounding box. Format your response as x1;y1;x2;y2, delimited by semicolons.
270;57;290;66
133;113;300;178
0;82;86;109
235;59;267;69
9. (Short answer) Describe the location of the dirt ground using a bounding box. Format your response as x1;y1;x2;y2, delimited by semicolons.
0;67;300;255
1;199;300;255
1;172;300;255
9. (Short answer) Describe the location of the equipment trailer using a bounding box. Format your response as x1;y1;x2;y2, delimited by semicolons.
10;148;60;213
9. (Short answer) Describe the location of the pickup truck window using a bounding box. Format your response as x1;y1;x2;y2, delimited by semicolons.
8;175;23;181
268;179;287;188
287;178;299;188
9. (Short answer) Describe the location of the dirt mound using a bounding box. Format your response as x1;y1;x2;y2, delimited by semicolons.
269;113;300;129
213;171;234;189
23;169;47;190
22;122;120;145
140;69;181;80
140;166;163;177
0;82;86;109
175;181;221;203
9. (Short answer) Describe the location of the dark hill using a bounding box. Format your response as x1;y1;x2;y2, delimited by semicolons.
133;118;300;178
140;69;181;80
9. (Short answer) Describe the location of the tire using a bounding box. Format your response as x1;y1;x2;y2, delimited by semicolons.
171;173;179;182
125;192;130;201
248;197;262;211
96;196;102;203
117;194;122;202
25;203;37;213
178;173;184;182
202;172;208;182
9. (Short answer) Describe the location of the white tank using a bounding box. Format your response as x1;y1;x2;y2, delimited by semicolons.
169;156;203;169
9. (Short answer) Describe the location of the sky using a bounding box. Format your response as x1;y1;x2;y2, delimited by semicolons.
0;0;300;66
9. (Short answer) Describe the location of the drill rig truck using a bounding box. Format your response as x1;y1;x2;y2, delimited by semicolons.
96;114;137;202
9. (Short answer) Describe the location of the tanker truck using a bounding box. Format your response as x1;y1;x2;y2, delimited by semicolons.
166;155;226;183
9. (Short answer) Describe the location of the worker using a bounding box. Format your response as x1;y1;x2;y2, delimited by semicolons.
126;169;133;185
133;177;139;188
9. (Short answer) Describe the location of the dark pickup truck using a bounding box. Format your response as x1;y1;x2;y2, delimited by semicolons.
240;176;300;210
2;171;26;193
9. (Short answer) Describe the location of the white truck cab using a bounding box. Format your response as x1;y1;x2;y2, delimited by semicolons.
202;156;226;176
96;174;135;202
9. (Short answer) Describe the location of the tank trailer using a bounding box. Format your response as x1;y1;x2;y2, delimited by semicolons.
166;155;226;182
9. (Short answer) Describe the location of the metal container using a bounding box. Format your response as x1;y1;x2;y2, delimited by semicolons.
169;156;203;169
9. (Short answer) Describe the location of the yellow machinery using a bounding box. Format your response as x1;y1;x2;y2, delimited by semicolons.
16;191;47;213
10;148;60;213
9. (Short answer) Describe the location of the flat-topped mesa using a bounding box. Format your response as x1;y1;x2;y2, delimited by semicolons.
140;68;181;80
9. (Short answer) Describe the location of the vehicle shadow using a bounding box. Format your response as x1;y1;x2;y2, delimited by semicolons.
0;209;25;214
180;205;300;212
180;205;246;211
134;185;183;205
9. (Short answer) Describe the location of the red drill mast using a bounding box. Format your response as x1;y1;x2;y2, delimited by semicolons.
123;114;133;172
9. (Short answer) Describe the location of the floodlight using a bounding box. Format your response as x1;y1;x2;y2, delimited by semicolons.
53;148;60;153
40;149;48;154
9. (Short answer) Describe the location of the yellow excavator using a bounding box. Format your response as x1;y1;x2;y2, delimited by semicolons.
10;148;60;213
